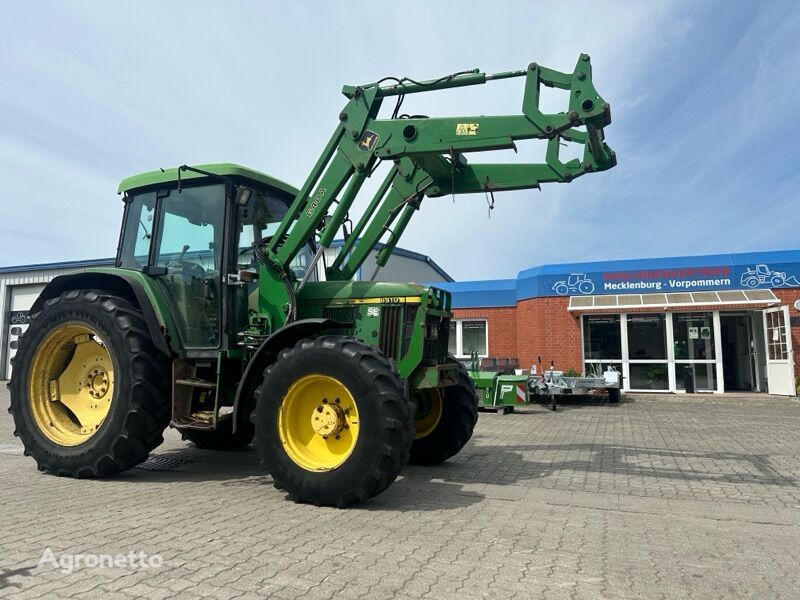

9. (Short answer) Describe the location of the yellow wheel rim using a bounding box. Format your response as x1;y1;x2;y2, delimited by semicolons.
28;323;115;446
278;374;360;472
413;388;443;440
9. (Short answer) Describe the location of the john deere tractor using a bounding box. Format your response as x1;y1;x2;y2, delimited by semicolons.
9;56;615;506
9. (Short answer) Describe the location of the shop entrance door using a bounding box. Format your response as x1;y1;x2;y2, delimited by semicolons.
763;306;795;395
720;313;756;391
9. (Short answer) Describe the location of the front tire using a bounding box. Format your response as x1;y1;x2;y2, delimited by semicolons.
409;359;478;466
9;290;171;477
253;336;414;507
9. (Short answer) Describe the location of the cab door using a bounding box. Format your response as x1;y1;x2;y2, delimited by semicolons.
151;185;226;349
763;306;795;395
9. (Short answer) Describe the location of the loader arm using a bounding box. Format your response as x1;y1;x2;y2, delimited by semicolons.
266;54;616;282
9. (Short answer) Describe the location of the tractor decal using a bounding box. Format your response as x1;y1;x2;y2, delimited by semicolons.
552;273;595;295
740;264;800;288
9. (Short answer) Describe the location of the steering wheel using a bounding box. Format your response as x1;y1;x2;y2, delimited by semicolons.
166;245;207;281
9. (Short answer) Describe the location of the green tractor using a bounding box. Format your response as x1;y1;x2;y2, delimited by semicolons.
8;57;615;506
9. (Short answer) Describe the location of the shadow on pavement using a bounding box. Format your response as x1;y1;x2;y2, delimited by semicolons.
104;443;485;511
420;436;798;488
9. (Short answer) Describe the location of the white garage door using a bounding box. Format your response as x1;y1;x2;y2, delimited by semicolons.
5;284;46;380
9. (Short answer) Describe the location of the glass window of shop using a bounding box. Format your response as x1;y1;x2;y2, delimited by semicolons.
582;311;724;392
673;312;717;391
627;314;667;360
583;315;622;376
627;313;669;390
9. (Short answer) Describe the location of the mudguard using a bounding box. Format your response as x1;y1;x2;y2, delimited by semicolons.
30;272;171;356
231;318;351;432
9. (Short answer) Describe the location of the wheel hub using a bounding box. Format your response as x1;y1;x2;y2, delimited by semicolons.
311;401;345;438
87;367;110;399
278;375;360;472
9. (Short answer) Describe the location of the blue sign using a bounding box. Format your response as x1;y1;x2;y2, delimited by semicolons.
436;249;800;308
546;263;800;297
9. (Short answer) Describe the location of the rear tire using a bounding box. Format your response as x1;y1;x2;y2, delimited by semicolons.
9;290;171;477
409;358;478;466
608;388;620;403
253;336;414;507
182;417;255;450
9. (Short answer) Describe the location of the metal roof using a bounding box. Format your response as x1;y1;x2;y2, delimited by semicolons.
0;243;452;281
117;163;299;196
0;257;115;275
328;240;452;282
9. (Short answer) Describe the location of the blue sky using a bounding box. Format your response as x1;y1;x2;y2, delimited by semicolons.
1;1;798;280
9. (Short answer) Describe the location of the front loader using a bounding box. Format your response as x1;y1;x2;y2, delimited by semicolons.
9;55;615;506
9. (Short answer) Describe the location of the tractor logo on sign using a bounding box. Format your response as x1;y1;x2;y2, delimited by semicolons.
358;130;380;152
552;273;595;295
9;311;29;325
740;264;800;288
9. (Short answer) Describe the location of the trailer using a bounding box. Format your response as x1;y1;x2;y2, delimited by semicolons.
528;368;622;404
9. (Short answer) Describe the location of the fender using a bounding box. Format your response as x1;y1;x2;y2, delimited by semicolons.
231;318;351;432
30;272;172;356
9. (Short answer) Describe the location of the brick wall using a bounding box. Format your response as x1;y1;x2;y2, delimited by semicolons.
453;298;582;371
516;297;581;371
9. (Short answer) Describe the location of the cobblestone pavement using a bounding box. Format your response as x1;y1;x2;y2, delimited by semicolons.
1;388;798;599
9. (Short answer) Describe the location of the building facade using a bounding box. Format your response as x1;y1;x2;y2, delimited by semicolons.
439;250;800;395
0;243;451;380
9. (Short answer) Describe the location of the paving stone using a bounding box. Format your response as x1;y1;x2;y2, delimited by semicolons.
0;389;798;599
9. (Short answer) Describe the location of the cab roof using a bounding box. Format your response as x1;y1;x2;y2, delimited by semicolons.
117;162;299;196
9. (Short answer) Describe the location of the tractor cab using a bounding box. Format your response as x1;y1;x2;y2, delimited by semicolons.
567;274;584;286
116;163;306;351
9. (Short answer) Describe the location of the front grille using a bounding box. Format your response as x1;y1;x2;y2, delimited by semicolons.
379;306;403;360
423;315;450;362
322;306;356;336
400;305;418;358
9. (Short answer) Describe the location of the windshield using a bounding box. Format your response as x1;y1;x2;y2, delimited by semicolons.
237;188;315;280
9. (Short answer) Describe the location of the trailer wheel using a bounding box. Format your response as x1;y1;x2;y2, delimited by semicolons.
608;388;620;403
253;336;414;507
409;358;478;466
182;416;255;450
8;290;171;477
